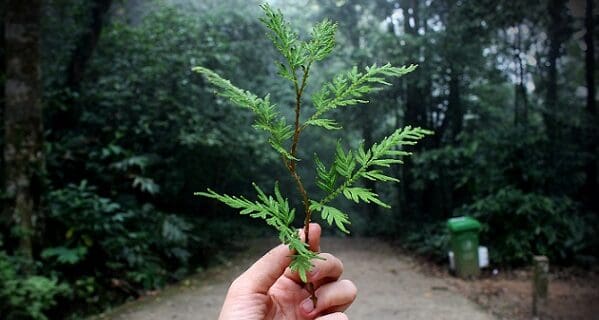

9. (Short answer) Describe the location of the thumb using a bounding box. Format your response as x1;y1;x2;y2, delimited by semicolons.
231;223;321;294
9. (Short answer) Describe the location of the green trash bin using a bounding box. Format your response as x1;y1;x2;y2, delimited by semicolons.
447;216;481;278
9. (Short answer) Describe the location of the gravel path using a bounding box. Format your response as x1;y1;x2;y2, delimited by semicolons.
98;238;494;320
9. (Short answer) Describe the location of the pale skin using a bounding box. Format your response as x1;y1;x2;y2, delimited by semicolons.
219;223;357;320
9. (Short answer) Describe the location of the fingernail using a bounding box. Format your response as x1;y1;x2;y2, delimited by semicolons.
301;298;314;313
309;267;319;278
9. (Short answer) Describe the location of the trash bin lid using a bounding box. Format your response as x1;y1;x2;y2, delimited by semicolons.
447;216;481;233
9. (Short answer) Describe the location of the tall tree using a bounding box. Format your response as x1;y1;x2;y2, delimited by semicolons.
537;0;575;197
4;0;43;259
582;0;597;211
400;0;426;130
544;0;569;156
65;0;112;91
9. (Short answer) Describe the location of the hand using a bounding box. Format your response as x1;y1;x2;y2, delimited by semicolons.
218;223;357;320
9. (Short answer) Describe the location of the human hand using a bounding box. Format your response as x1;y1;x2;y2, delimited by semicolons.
218;223;357;320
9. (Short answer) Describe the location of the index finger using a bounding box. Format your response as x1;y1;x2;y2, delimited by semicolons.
301;222;321;252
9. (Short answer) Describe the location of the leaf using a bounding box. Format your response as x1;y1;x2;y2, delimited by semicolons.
193;67;294;159
276;61;294;81
334;142;355;178
314;154;338;193
309;63;419;119
192;66;264;111
289;254;313;283
132;176;160;195
342;187;390;208
310;201;350;234
361;170;400;182
196;183;298;249
259;3;306;69
306;19;337;62
305;118;342;130
41;246;88;265
162;215;191;244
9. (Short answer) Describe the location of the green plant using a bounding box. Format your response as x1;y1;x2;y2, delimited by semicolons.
193;2;431;303
457;186;595;265
0;251;69;320
47;181;198;287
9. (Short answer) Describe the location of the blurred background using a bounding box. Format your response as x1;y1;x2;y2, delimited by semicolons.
1;0;597;319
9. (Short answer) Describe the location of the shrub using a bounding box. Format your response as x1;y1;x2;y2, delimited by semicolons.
46;181;197;289
0;251;69;320
457;186;595;266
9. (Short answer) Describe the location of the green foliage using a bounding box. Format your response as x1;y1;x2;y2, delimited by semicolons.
308;63;417;122
191;66;295;160
402;222;449;263
306;19;338;62
457;187;596;265
41;246;87;265
30;3;280;317
195;4;429;282
309;202;350;234
196;183;319;282
47;181;197;289
260;3;305;70
196;183;298;243
17;0;594;318
315;126;432;206
0;251;69;320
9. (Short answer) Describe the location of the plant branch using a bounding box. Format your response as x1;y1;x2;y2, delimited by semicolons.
283;63;317;304
285;64;313;240
290;64;311;170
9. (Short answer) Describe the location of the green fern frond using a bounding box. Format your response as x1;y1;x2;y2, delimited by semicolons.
196;183;321;279
304;118;342;130
309;202;350;234
317;126;433;206
306;19;337;62
342;187;390;208
259;3;306;70
192;66;264;111
309;63;418;120
194;4;431;285
192;66;295;160
314;154;338;193
334;142;356;178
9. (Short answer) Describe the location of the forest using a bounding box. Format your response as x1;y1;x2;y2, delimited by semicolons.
1;0;597;319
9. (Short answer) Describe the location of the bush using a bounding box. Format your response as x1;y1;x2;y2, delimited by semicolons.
0;251;69;320
457;186;596;266
402;222;449;263
46;181;197;289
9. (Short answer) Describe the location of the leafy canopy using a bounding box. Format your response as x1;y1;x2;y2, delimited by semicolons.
193;3;431;283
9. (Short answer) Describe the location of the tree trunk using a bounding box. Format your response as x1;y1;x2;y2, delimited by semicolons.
65;0;112;90
582;0;597;211
0;0;5;180
545;1;562;132
544;0;569;194
513;25;529;127
399;0;425;219
437;67;462;144
51;0;112;145
4;0;43;259
401;0;425;130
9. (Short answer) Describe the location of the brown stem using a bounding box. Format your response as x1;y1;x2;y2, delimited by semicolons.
287;65;312;241
289;65;310;171
283;64;317;305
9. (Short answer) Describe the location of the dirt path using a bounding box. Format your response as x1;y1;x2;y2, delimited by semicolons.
98;238;494;320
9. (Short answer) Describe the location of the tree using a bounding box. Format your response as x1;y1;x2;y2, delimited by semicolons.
4;0;43;259
544;0;570;173
65;0;112;91
582;0;597;211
